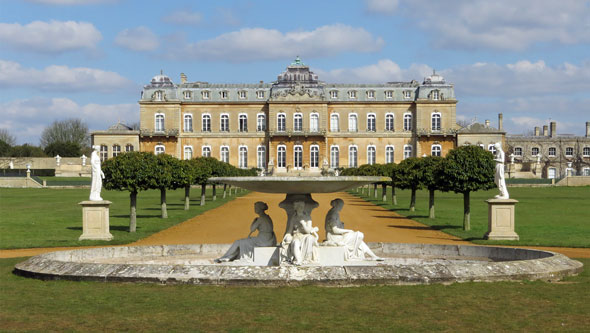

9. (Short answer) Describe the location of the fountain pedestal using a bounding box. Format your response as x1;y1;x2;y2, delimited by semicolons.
484;199;519;241
78;200;113;241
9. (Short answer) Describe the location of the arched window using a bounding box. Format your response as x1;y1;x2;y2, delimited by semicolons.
348;114;358;132
367;113;376;132
100;145;108;161
310;145;319;168
202;146;211;157
155;145;165;155
431;90;440;100
293;113;303;132
310;113;319;132
488;144;497;155
349;146;358;167
239;146;247;168
431;144;442;156
403;113;412;131
220;114;229;132
277;113;286;132
202;114;211;132
155;113;165;132
330;146;339;168
277;145;286;168
330;113;339;132
257;145;266;169
239;114;248;132
125;144;134;152
112;144;121;157
257;113;266;131
184;114;193;132
184;146;193;160
386;145;394;163
385;113;394;131
220;146;229;163
367;145;376;165
403;145;412;159
294;145;303;169
431;113;441;132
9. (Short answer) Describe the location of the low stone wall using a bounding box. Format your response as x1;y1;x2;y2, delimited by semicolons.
0;177;42;188
556;176;590;186
0;157;91;177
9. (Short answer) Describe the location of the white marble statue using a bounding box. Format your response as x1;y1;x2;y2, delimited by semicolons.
493;142;509;199
281;200;319;265
89;145;105;201
324;198;382;261
215;202;277;263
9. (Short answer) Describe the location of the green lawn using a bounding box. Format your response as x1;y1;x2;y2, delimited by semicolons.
0;256;588;331
352;186;590;248
38;176;91;186
0;187;244;249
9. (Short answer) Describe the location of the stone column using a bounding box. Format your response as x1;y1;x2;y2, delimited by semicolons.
79;200;113;241
484;199;519;240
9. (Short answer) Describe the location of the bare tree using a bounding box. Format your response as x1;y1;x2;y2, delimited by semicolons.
40;118;89;148
0;128;16;146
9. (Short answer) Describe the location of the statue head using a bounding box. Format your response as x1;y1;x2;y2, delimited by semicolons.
330;198;344;210
293;201;305;213
254;201;268;213
494;142;502;151
92;145;100;152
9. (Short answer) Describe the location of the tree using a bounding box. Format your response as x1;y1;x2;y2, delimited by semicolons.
396;157;423;212
40;118;89;148
419;156;445;218
0;140;11;157
193;157;214;206
381;163;398;205
438;145;495;230
103;152;158;232
10;144;47;157
173;159;198;211
0;129;16;146
153;154;179;218
44;141;82;157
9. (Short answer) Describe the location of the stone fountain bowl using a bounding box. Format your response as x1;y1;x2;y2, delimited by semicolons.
14;243;583;286
209;176;391;194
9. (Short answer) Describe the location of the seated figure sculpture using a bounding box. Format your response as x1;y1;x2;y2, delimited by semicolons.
324;198;382;261
215;201;277;263
280;200;319;265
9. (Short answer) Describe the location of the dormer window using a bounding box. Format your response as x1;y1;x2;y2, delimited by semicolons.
330;90;338;99
367;90;375;99
154;91;163;101
348;90;357;99
257;91;265;99
431;90;440;100
183;91;191;99
385;91;393;99
220;91;228;99
238;91;247;99
403;90;412;99
202;91;210;99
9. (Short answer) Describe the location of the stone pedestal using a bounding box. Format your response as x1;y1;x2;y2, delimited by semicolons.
484;199;519;241
78;200;113;241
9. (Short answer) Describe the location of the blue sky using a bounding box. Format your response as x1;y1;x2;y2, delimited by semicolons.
1;0;589;144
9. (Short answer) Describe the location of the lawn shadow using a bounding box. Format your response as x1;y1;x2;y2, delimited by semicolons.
388;224;463;231
111;214;161;218
67;225;138;231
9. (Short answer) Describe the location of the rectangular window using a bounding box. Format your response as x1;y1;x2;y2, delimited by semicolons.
330;146;339;168
220;115;229;132
125;144;134;152
310;146;319;168
277;146;286;168
220;146;229;163
257;91;264;99
112;145;121;157
348;91;357;99
100;145;108;161
548;147;556;157
183;91;191;99
202;115;211;132
239;147;247;168
221;91;228;99
330;114;339;132
403;91;411;99
385;114;394;131
531;147;539;156
565;147;574;156
257;114;266;131
238;91;247;99
367;90;375;99
348;147;358;168
330;90;338;99
514;147;522;156
385;91;393;99
202;91;210;99
293;114;303;132
239;114;248;132
257;146;266;169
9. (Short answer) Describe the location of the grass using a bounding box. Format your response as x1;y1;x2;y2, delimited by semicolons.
0;256;588;331
0;187;245;249
351;186;590;248
38;176;91;186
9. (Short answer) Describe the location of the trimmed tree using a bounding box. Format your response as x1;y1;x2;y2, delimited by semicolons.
193;157;214;206
382;163;398;205
419;156;445;219
153;153;179;218
396;157;423;212
438;145;495;230
172;159;197;211
103;152;158;232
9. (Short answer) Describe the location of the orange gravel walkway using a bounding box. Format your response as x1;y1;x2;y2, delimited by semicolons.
1;191;589;259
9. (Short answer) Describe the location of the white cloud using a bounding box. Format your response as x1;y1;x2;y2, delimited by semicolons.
24;0;117;4
162;10;203;26
171;24;384;62
114;26;159;52
370;0;590;51
365;0;399;14
2;98;138;145
0;20;102;53
0;59;134;93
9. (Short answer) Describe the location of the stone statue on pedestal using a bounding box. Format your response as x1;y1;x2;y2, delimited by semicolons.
89;145;105;201
280;200;319;265
493;142;509;199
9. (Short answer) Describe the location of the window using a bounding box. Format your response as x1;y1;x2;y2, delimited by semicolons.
348;90;357;99
403;113;412;131
367;146;376;165
257;146;266;169
112;145;121;157
155;145;165;155
220;114;229;132
239;146;247;168
277;113;286;132
348;146;358;167
294;145;303;169
403;90;412;99
202;91;210;99
100;145;108;161
155;113;165;132
154;91;162;101
385;91;393;99
238;91;247;99
548;147;556;157
330;90;338;99
431;144;442;157
239;114;248;132
583;167;590;176
125;144;134;152
431;90;439;100
202;146;211;157
183;91;191;99
385;113;394;131
489;144;497;155
310;113;319;132
277;145;286;168
220;146;229;163
256;91;265;99
403;145;412;159
348;114;358;132
220;91;228;99
386;146;394;163
310;145;319;168
184;114;193;132
584;147;590;157
367;113;376;132
431;113;441;131
531;147;539;156
184;146;193;160
514;147;522;156
367;90;375;99
293;113;303;132
548;167;557;179
202;114;211;132
330;113;339;132
257;114;266;131
565;147;574;157
330;146;339;168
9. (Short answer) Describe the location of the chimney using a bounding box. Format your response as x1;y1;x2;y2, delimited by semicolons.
485;119;490;127
534;127;540;136
180;73;187;84
543;125;548;137
498;113;503;131
586;122;590;137
550;121;556;138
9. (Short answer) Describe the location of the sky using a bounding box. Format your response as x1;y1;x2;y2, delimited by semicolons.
1;0;589;145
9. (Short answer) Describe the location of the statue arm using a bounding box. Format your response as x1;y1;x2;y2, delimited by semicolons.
248;218;260;237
